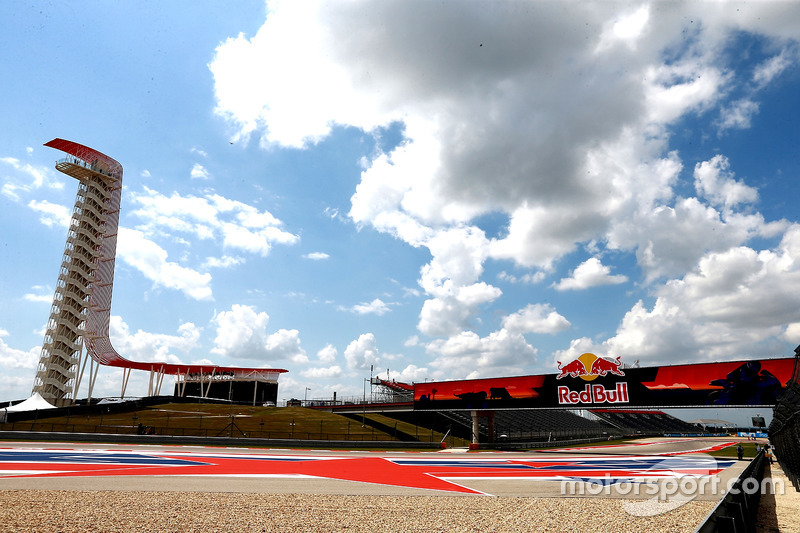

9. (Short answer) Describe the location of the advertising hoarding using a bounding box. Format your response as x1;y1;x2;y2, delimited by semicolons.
414;355;795;410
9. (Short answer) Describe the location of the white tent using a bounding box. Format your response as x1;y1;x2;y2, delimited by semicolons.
1;393;57;421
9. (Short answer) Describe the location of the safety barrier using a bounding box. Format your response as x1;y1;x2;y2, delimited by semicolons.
769;345;800;491
694;450;766;533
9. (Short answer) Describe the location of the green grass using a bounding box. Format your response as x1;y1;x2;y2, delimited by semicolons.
707;441;761;459
361;412;471;447
1;404;396;441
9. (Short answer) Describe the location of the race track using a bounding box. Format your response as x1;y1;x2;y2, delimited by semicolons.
0;437;746;498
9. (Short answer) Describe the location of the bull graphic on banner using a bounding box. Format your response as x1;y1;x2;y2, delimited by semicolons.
556;353;625;380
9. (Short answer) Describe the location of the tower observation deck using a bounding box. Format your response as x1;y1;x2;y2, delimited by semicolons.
32;139;287;406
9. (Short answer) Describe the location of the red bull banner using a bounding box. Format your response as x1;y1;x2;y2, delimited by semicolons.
413;355;795;410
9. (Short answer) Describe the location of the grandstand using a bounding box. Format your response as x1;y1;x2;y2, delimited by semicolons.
589;409;705;434
372;408;615;443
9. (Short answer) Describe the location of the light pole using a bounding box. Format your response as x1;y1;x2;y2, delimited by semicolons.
304;387;311;406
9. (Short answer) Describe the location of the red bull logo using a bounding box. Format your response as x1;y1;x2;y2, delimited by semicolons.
556;353;628;405
558;382;629;405
556;353;625;381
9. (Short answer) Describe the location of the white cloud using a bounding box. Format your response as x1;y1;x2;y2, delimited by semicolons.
301;365;342;379
644;63;728;125
202;255;245;269
498;271;546;285
344;298;391;316
596;4;650;52
109;316;201;364
210;304;307;363
418;282;502;337
694;155;758;209
552;258;628;291
317;344;337;363
609;196;778;283
207;2;800;377
753;49;794;87
129;187;299;256
0;329;39;370
783;322;800;344
23;287;53;303
344;333;380;370
501;304;571;334
117;227;213;301
716;99;760;134
304;252;329;260
25;195;218;301
427;329;537;380
266;329;308;363
564;227;800;365
190;163;211;180
28;200;72;228
391;363;429;383
0;157;62;201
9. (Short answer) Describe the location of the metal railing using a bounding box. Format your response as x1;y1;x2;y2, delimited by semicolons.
694;450;767;533
769;345;800;491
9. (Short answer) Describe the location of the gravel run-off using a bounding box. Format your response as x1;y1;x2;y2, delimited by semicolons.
0;490;716;532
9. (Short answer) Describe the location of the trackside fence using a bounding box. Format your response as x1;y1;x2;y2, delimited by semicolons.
768;345;800;491
694;450;767;533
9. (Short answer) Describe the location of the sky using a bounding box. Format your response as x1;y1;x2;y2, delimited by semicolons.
1;1;799;425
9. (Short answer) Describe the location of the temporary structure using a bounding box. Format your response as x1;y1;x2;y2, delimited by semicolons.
1;392;57;422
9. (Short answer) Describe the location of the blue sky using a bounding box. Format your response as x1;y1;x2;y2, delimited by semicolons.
1;2;799;423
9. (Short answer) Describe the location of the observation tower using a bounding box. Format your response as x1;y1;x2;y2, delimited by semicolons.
32;139;286;406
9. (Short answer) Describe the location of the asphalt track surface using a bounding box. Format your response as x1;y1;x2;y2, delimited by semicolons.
0;437;747;499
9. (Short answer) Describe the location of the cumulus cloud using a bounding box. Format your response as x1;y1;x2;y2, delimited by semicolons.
208;1;800;375
202;255;245;269
304;252;329;260
557;226;800;366
343;298;391;316
0;329;39;369
109;316;201;364
301;365;342;379
716;99;760;134
117;227;213;301
23;286;53;303
694;155;758;209
129;187;299;256
316;344;338;363
498;271;546;285
0;157;62;201
552;258;628;291
24;194;221;301
427;329;538;380
190;163;211;180
391;363;429;383
753;49;794;87
211;304;307;363
28;200;71;228
344;333;380;370
501;304;571;335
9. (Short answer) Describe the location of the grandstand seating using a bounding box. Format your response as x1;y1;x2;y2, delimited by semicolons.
428;409;615;441
589;409;704;434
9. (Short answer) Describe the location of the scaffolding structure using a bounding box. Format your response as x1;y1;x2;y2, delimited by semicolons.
32;139;286;406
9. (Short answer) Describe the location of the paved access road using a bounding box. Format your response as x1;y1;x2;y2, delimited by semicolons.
0;438;745;498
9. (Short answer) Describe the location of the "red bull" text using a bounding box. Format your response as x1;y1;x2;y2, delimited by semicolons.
557;382;629;405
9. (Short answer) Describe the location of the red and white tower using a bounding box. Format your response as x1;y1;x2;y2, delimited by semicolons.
33;139;286;406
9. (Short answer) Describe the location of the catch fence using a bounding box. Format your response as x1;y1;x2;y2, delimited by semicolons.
768;345;800;491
